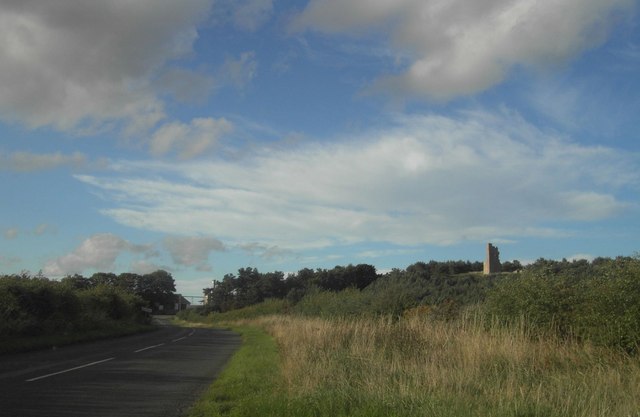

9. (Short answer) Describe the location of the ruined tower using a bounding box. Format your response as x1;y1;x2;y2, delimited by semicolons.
483;243;501;274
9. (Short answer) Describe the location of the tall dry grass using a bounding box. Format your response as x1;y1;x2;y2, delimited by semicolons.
242;312;640;416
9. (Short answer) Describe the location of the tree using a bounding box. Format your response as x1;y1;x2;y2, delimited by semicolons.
135;270;176;311
116;272;140;293
61;274;92;290
89;272;119;287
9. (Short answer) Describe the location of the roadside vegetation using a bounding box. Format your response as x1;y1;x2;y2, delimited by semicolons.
181;255;640;416
0;270;176;353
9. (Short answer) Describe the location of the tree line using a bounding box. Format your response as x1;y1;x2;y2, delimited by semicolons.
203;260;494;313
197;256;640;353
60;270;177;310
0;270;176;340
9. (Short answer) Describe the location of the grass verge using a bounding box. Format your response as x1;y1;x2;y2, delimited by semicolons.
185;325;282;417
185;313;640;417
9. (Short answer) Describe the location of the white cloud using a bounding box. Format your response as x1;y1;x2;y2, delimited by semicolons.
174;277;217;299
130;260;170;275
163;236;226;271
77;111;638;250
291;0;635;99
238;242;293;260
0;151;101;172
43;233;154;276
150;117;234;159
232;0;274;31
3;228;19;240
0;0;212;132
33;223;56;236
212;0;274;31
221;52;258;89
155;67;215;103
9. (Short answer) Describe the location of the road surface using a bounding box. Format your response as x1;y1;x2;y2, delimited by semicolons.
0;321;240;416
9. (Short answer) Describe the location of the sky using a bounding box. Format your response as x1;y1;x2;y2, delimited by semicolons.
1;0;639;297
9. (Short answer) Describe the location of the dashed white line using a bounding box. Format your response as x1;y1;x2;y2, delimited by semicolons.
173;330;196;342
134;343;165;353
26;357;115;382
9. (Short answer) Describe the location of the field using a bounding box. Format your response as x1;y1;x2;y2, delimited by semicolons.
186;310;640;417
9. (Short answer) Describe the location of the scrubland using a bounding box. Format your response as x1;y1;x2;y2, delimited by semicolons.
188;310;640;417
185;256;640;416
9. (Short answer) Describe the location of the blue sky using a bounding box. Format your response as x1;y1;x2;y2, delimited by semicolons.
1;0;639;296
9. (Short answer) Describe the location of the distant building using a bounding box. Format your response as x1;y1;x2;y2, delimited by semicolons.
483;243;501;274
175;294;191;312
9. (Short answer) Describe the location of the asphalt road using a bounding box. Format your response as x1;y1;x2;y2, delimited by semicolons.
0;321;241;417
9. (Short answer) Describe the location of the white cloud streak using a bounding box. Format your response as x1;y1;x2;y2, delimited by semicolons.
291;0;635;99
0;151;104;172
77;112;638;250
150;117;234;159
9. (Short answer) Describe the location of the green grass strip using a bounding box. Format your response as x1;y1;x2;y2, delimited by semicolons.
186;325;283;417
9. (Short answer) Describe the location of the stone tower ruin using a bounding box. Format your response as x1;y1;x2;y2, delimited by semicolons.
483;243;501;274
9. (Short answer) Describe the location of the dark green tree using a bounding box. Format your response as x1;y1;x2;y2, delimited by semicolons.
61;274;91;290
89;272;119;287
136;270;176;310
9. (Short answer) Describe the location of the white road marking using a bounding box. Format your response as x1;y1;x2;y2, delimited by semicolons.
134;343;165;353
26;357;115;382
172;337;187;342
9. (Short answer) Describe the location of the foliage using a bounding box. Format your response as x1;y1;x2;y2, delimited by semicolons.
60;269;177;312
135;269;176;310
203;261;487;315
193;255;640;353
289;268;500;319
204;264;378;313
177;299;288;324
486;256;640;352
0;273;150;343
1;274;79;336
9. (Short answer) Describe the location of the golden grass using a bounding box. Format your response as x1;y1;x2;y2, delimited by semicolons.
238;312;640;416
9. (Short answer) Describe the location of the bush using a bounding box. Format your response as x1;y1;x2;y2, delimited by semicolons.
486;257;640;352
0;274;148;338
575;271;640;353
77;285;147;329
0;275;81;336
292;288;371;317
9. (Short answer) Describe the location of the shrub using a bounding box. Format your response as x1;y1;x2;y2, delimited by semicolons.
486;257;640;352
0;274;148;338
0;275;81;336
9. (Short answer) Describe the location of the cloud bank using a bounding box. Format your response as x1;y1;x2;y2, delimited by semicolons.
292;0;635;99
77;112;638;250
163;236;226;271
43;233;155;276
0;0;212;131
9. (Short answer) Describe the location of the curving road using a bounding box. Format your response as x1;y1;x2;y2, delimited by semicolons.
0;320;240;417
